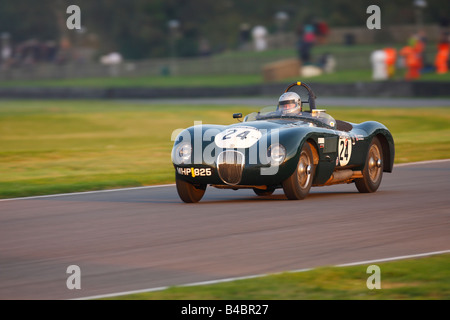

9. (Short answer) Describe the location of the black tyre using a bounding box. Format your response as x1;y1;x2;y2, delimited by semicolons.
282;143;315;200
176;177;206;203
253;187;275;196
355;136;383;193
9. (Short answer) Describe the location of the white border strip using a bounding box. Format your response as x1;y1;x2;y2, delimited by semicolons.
336;249;450;267
75;249;450;300
2;159;449;202
0;184;175;202
395;159;450;167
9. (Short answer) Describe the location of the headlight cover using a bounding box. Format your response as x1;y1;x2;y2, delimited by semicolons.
173;142;192;164
268;143;286;164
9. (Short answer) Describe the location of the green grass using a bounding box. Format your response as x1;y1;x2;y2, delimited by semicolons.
0;100;449;198
101;253;450;300
0;70;450;88
286;68;450;83
1;69;448;88
0;74;264;88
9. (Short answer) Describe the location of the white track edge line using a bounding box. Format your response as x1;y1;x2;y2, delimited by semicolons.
0;184;176;202
395;158;450;167
74;249;450;300
2;159;449;202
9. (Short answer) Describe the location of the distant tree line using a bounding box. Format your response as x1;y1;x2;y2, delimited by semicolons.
1;0;449;60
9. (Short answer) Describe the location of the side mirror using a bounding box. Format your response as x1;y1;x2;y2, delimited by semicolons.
233;113;243;122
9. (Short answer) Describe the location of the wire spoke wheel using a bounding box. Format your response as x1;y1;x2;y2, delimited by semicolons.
368;143;382;183
297;152;312;189
282;143;315;200
355;137;383;193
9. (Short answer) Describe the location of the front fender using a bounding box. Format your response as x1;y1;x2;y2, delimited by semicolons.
354;121;395;172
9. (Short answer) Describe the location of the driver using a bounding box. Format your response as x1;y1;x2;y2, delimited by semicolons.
277;92;302;115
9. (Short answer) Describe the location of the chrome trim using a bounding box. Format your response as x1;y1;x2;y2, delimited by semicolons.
216;150;245;185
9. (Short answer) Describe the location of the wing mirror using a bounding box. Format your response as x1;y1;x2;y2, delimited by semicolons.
233;113;243;122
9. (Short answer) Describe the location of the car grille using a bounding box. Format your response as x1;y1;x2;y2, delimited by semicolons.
217;150;245;185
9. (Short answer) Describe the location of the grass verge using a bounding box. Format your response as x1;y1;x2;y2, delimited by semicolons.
101;253;450;300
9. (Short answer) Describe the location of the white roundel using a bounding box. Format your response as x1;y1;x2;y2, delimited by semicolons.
338;136;352;166
215;127;262;149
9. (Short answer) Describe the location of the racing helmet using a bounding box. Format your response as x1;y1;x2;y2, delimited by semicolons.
277;92;302;114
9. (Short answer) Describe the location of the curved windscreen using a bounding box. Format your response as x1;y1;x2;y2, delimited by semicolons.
244;106;336;129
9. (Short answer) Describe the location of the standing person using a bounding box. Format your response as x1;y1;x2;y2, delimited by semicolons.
415;30;427;72
252;25;268;52
435;32;450;74
297;24;316;65
238;23;251;51
371;49;388;80
384;47;397;79
314;19;329;45
400;36;421;80
0;32;12;71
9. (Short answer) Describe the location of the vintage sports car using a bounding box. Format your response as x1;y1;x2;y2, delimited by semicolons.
172;82;395;203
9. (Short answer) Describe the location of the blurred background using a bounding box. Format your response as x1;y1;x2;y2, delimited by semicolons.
0;0;449;85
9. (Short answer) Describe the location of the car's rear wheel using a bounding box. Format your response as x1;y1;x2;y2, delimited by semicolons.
253;186;275;196
282;143;315;200
176;177;206;203
355;136;383;193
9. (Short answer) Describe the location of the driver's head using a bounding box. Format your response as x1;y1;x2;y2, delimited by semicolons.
277;92;302;115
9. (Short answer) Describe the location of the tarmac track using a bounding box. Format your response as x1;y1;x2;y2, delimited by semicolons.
0;160;449;300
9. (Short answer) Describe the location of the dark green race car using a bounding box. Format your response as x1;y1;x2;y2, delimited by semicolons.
172;82;395;203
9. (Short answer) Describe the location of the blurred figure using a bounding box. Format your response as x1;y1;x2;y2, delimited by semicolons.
238;23;251;51
44;41;58;63
55;37;72;65
318;53;336;74
314;19;329;45
252;25;268;52
198;37;211;57
384;47;397;78
370;49;388;80
416;30;431;72
399;35;423;80
100;52;123;77
435;32;450;74
0;32;12;71
297;24;316;64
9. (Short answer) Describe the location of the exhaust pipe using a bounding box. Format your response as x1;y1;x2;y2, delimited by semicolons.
323;170;362;186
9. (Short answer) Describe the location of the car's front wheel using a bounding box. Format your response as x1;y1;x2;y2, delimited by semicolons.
282;143;315;200
355;136;383;193
176;177;206;203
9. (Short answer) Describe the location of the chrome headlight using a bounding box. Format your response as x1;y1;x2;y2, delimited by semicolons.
173;142;192;164
268;144;286;164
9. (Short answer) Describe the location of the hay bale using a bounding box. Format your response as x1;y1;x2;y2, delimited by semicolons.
262;58;301;82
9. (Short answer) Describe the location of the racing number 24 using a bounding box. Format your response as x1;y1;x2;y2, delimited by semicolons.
222;129;250;140
339;139;349;162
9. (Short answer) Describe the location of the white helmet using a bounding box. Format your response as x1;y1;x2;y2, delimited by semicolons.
277;92;302;114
